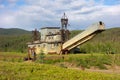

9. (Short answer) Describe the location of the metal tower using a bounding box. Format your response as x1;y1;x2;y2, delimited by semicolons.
61;13;70;43
61;13;68;30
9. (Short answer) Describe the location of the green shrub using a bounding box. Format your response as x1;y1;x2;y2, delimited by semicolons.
38;51;45;63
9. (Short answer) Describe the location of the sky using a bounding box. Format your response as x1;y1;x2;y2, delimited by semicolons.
0;0;120;30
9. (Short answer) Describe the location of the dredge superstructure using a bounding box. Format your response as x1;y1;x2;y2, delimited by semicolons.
27;13;105;55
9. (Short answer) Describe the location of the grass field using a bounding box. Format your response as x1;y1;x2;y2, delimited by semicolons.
36;53;120;70
0;52;120;80
0;61;120;80
0;52;26;62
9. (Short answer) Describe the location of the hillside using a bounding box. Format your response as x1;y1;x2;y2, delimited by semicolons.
69;30;83;38
79;27;120;53
0;28;31;35
0;28;32;52
0;27;120;53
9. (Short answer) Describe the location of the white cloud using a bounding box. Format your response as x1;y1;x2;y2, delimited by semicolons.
0;14;16;28
0;0;120;30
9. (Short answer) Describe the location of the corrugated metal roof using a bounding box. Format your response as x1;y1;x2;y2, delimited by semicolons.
41;27;60;29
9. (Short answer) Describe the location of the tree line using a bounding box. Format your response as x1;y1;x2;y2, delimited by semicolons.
0;27;119;53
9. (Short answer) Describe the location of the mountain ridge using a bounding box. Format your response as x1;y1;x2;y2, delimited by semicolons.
0;28;31;36
0;27;119;53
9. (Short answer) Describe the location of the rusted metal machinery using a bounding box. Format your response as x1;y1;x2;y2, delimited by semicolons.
27;13;105;55
61;13;70;43
32;29;40;41
62;21;105;54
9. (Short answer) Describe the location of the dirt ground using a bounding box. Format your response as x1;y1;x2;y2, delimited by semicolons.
68;65;120;74
57;62;120;74
86;66;120;74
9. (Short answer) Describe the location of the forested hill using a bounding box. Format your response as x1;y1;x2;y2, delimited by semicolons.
0;27;120;53
80;27;120;53
0;28;32;53
0;28;31;35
